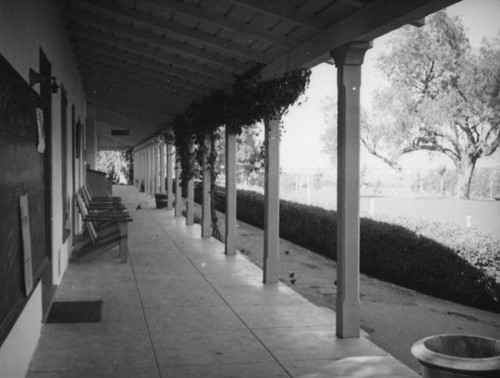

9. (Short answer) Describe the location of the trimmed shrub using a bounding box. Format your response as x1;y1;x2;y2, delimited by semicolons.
195;185;500;312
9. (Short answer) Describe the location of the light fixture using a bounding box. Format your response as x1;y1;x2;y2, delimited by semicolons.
29;68;59;93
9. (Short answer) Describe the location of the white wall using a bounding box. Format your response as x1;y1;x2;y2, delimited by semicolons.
0;284;42;378
0;0;87;371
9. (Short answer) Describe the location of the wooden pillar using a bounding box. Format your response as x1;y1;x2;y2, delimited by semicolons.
201;135;212;237
145;147;150;196
225;127;237;255
166;143;174;210
154;143;159;194
263;116;280;284
174;156;182;217
149;146;154;197
186;178;194;226
160;142;166;193
332;41;372;339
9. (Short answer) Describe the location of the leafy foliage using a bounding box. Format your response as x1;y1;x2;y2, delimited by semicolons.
362;11;500;198
199;185;500;312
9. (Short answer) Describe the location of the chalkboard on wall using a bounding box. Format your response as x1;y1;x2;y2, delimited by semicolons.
0;54;48;345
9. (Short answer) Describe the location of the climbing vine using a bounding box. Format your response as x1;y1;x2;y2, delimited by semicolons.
170;67;311;237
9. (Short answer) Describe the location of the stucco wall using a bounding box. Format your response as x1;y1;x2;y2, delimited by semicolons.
0;0;87;371
0;0;87;284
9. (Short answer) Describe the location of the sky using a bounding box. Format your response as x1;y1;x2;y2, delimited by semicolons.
279;0;500;172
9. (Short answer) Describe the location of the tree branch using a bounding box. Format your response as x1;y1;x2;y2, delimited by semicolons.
361;137;402;172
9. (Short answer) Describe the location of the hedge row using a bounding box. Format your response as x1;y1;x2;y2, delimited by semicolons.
194;184;500;312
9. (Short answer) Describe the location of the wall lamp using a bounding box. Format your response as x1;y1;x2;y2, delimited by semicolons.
29;68;59;93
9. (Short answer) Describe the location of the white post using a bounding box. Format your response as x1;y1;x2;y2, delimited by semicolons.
186;178;194;226
332;41;371;339
174;157;182;217
202;135;212;237
263;115;280;284
166;143;174;210
225;127;237;255
160;142;166;193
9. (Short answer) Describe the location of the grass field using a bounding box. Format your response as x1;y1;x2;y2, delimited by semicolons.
275;185;500;238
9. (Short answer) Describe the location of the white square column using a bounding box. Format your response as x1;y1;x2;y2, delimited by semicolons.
159;142;166;193
263;116;280;284
201;135;212;238
331;41;372;339
166;143;174;210
225;127;237;255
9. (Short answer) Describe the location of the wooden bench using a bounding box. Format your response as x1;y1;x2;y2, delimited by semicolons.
74;191;132;263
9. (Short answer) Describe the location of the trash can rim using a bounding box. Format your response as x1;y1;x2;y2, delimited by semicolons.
411;334;500;372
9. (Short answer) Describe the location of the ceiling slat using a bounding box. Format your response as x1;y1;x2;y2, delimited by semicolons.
66;12;246;73
71;33;232;85
227;0;328;30
146;0;298;48
78;57;206;98
261;0;460;79
70;0;271;63
75;45;215;95
84;81;187;113
80;69;195;105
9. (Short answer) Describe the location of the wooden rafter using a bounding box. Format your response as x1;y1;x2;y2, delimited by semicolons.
96;106;167;127
66;13;246;73
75;47;214;95
88;91;176;119
226;0;328;30
84;81;187;113
70;0;271;63
261;0;460;79
78;57;205;98
145;0;299;48
71;34;231;85
80;69;194;105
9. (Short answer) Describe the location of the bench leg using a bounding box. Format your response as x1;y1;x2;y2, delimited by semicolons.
118;222;129;263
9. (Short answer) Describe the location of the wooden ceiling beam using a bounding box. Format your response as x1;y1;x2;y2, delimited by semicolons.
83;80;186;113
227;0;328;30
78;57;203;99
70;0;270;63
87;91;179;119
75;47;213;95
145;0;298;48
71;33;231;85
261;0;460;79
80;69;194;106
95;106;167;127
66;12;246;73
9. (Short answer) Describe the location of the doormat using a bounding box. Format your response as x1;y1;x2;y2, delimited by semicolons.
46;300;103;323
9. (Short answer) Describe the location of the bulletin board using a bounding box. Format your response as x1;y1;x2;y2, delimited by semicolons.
0;54;48;345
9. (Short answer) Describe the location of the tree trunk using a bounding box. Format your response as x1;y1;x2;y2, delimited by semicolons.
454;157;477;200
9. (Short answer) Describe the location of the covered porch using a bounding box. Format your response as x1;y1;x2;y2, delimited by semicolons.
27;185;417;377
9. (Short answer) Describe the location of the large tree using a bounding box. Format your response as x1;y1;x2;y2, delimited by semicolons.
362;11;500;199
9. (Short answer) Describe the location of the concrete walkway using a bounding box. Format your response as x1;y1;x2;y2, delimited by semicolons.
27;186;418;378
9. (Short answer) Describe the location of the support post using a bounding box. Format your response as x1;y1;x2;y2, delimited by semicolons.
166;143;173;210
263;116;280;284
201;135;212;237
160;142;166;193
154;143;159;194
225;127;237;255
186;178;194;226
145;147;150;196
174;157;182;217
331;41;372;339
